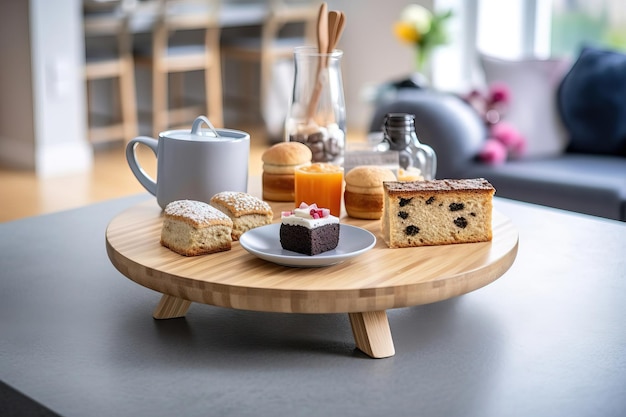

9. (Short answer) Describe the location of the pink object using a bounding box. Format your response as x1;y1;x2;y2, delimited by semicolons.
491;122;526;158
485;109;501;125
488;82;511;105
296;202;331;218
479;138;508;165
465;81;527;162
309;208;330;219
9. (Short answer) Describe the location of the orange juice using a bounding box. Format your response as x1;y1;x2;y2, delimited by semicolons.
294;163;344;216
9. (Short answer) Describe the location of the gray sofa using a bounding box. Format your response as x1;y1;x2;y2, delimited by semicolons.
369;90;626;222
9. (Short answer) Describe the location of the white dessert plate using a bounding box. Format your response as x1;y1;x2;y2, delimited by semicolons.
239;223;377;268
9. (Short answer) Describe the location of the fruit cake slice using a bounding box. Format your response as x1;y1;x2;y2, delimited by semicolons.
382;179;495;248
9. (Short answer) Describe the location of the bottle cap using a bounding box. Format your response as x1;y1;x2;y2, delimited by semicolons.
383;113;415;129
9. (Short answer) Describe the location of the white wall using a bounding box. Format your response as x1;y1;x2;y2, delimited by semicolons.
328;0;433;132
0;0;92;177
0;1;37;170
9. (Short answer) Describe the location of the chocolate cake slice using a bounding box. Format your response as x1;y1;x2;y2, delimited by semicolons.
280;203;340;256
280;223;340;256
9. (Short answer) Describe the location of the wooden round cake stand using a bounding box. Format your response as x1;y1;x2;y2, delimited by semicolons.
106;200;518;358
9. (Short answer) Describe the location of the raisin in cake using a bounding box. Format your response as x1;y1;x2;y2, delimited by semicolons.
382;179;495;248
210;191;273;240
280;203;339;255
161;200;233;256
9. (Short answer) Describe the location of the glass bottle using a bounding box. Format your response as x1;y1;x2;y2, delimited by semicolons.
378;113;437;180
285;46;346;165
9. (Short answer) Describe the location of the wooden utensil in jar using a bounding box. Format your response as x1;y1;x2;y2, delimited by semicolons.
305;5;345;122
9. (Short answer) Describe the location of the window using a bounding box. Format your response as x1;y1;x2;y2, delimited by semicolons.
474;0;549;58
474;0;626;59
432;0;626;91
551;0;626;57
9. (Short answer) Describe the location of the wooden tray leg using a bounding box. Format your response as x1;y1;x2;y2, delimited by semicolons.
348;311;395;358
153;294;191;319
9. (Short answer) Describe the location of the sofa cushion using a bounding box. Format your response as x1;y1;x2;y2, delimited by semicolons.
558;47;626;156
481;54;571;159
466;154;626;221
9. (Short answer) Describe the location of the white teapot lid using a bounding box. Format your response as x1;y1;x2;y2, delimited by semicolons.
163;116;242;141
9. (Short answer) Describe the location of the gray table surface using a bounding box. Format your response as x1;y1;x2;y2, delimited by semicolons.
1;194;625;417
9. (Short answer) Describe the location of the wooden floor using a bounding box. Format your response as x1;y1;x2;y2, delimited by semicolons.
0;124;269;223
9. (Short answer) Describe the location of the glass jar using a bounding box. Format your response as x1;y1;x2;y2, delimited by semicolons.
285;46;346;165
378;113;437;180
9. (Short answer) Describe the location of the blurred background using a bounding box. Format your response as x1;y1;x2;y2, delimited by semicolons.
0;0;624;221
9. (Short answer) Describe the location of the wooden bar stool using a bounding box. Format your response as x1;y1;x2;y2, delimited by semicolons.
221;0;317;126
83;0;138;144
135;0;223;136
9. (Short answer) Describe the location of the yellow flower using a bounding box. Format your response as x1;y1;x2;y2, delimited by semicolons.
392;4;453;72
393;4;452;50
394;22;421;44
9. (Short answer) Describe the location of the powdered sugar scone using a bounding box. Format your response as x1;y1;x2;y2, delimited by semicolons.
160;200;233;256
210;191;273;240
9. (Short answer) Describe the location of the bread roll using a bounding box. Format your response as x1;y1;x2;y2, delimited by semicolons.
344;166;397;219
262;142;312;201
397;167;424;181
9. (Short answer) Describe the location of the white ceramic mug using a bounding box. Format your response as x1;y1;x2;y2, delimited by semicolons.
126;116;249;209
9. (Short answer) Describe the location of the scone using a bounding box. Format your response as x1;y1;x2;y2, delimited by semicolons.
262;142;312;201
382;179;495;248
210;191;273;240
344;166;397;219
160;200;233;256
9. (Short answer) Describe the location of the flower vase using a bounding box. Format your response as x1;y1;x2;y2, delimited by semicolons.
412;47;431;88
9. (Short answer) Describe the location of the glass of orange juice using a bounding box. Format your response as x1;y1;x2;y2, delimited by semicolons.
294;163;344;216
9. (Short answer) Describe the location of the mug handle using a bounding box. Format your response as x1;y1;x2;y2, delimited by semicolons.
126;136;158;196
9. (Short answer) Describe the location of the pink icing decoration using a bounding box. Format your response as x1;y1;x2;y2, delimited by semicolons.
293;202;331;219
